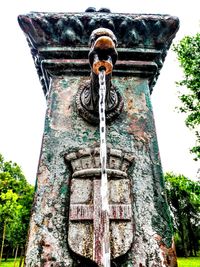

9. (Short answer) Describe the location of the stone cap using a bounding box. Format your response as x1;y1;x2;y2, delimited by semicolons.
18;11;179;96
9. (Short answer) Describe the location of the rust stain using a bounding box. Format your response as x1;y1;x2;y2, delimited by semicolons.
37;164;50;190
40;238;55;265
155;235;178;267
127;98;139;115
127;117;150;143
126;89;148;115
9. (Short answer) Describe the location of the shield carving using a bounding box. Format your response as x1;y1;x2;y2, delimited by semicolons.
65;148;134;266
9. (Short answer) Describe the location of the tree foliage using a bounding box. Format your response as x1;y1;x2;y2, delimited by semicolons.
0;154;34;262
173;33;200;160
165;173;200;257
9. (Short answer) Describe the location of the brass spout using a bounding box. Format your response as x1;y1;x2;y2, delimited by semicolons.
76;28;123;124
88;28;118;110
92;54;113;75
89;28;118;75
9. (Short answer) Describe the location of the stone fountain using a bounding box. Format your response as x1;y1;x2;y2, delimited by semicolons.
18;8;179;267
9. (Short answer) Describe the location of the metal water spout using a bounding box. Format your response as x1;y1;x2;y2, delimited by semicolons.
89;28;117;74
76;28;123;124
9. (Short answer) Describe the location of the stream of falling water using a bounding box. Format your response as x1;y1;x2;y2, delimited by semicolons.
98;70;110;267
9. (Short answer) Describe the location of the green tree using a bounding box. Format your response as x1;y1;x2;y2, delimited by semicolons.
165;173;200;257
0;154;34;264
173;33;200;160
0;189;22;265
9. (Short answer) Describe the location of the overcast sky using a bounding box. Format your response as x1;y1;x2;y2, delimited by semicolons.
0;0;199;184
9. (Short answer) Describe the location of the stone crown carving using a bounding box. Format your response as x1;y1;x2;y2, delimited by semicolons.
65;147;134;178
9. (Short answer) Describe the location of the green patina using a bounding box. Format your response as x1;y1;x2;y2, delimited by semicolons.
60;79;68;89
60;184;68;196
151;214;173;247
44;116;51;135
46;152;54;163
145;89;153;111
112;79;125;95
133;80;147;96
107;120;132;150
34;175;38;192
51;91;59;112
150;136;165;187
45;75;174;251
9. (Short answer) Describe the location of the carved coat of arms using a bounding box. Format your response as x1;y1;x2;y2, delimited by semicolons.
65;148;134;266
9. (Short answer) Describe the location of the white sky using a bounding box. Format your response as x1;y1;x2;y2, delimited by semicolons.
0;0;199;185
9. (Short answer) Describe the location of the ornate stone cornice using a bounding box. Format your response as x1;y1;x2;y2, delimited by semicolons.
18;11;179;96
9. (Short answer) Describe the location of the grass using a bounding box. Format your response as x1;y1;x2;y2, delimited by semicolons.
0;257;200;266
0;258;24;267
178;257;200;267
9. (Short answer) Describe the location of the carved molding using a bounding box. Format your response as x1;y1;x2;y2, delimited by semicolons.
18;12;179;49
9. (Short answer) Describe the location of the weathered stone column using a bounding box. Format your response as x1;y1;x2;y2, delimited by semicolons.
18;10;179;267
